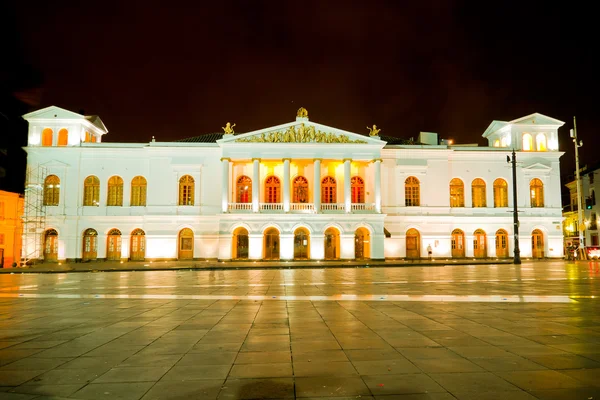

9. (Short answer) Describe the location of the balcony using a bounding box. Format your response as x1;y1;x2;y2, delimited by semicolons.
226;202;378;213
320;203;345;212
228;203;252;212
291;203;315;213
351;203;376;212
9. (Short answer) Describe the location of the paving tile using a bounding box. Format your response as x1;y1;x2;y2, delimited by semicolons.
529;387;600;400
219;377;294;399
525;353;600;369
430;372;520;393
292;350;348;362
32;368;110;385
362;373;446;396
161;365;231;380
93;366;171;382
229;363;292;378
72;382;154;400
295;376;370;397
496;370;587;391
0;392;38;399
448;390;538;399
0;370;47;386
142;379;223;400
291;341;341;352
176;352;238;366
234;351;291;364
293;361;357;376
0;357;71;371
470;355;547;371
556;368;600;387
344;349;405;361
9;383;84;397
411;357;484;373
352;359;420;374
56;356;127;369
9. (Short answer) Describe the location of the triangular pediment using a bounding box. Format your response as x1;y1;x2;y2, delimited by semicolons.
522;162;552;172
218;120;385;146
23;106;84;121
509;113;565;127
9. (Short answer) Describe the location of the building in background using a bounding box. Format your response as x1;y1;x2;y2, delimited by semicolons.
21;106;565;263
0;190;23;267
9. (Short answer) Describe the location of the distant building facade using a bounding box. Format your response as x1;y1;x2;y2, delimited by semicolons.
0;190;23;267
21;106;565;263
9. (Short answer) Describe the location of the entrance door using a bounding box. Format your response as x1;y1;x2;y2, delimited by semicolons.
451;229;465;258
355;227;370;259
264;228;280;260
294;228;309;260
406;228;420;259
532;229;544;258
130;229;146;261
106;229;122;261
233;227;249;259
324;227;339;260
473;229;487;258
82;228;98;261
44;229;59;262
495;229;508;258
178;228;194;260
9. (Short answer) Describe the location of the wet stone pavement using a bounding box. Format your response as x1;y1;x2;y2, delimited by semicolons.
0;260;599;399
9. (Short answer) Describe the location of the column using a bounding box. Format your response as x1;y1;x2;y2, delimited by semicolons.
313;159;321;213
344;159;351;213
221;158;229;213
252;158;260;213
374;159;382;213
283;158;291;212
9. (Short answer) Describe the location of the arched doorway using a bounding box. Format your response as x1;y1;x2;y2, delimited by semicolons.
495;229;508;258
130;229;146;261
355;227;370;259
233;227;249;259
351;177;365;203
264;228;280;260
82;228;98;261
44;229;58;262
294;228;310;260
473;229;487;259
406;228;420;259
106;229;122;261
324;227;340;260
532;229;544;259
236;176;252;203
178;228;194;260
265;176;281;204
451;229;465;258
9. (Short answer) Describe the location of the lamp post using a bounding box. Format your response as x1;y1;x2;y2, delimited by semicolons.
508;149;521;264
571;117;586;260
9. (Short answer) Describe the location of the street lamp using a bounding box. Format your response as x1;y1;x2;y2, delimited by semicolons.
571;116;586;260
507;150;521;264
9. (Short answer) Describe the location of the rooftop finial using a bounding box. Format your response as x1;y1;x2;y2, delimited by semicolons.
296;107;308;119
222;122;236;135
151;136;155;142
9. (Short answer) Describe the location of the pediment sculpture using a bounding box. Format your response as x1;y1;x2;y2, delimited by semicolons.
235;123;367;144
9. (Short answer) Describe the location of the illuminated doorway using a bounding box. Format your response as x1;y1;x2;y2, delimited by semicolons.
495;229;508;258
294;227;310;260
178;228;194;260
264;228;280;260
473;229;487;258
451;229;465;258
324;227;340;260
44;229;58;262
532;229;544;259
355;227;370;260
406;228;420;259
82;228;98;261
130;229;146;261
233;227;249;259
106;229;122;261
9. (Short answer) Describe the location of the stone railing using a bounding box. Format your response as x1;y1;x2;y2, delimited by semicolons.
290;203;315;212
228;203;252;211
320;203;345;212
352;203;376;212
260;203;284;211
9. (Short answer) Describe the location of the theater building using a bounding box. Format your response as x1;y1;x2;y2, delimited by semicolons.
21;106;565;263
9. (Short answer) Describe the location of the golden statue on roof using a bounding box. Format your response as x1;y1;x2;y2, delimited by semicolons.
297;107;308;118
367;124;381;137
222;122;236;134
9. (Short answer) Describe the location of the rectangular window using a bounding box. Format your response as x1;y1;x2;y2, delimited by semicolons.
591;212;598;231
592;234;599;246
0;233;4;245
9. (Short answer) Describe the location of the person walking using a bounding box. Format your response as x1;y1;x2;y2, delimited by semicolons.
427;244;432;261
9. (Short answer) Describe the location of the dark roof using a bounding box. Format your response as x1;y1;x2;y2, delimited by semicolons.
379;135;422;145
175;133;224;143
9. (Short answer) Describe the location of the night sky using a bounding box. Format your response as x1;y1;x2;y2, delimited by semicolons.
1;1;597;192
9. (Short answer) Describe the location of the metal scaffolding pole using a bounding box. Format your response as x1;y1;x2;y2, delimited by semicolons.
21;164;47;266
571;117;587;260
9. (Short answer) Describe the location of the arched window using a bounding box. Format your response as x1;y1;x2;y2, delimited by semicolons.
321;176;336;204
42;128;53;146
405;176;420;206
236;176;252;203
84;132;91;142
522;133;533;151
473;229;487;258
130;176;147;206
493;179;508;207
536;133;547;151
107;176;124;206
495;229;508;258
530;178;544;207
43;175;60;206
471;178;486;207
179;175;194;206
449;178;464;207
351;176;365;203
44;229;58;262
130;229;146;261
83;176;100;206
293;176;309;203
57;129;68;146
265;176;281;203
451;229;465;258
501;137;508;147
106;229;122;261
493;139;500;147
233;227;249;259
82;228;98;261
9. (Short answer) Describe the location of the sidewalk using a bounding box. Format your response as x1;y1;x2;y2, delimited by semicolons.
1;258;516;273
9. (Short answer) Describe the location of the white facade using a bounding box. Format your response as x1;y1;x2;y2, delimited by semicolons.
22;106;565;262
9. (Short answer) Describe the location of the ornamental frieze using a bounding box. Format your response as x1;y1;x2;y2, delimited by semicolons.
234;123;367;144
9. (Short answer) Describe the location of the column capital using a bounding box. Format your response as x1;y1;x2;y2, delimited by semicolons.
220;157;231;162
372;158;383;163
313;158;322;162
343;158;352;163
282;158;291;162
252;158;261;162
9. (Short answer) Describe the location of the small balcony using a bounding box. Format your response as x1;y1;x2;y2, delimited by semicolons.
226;202;378;213
228;203;253;212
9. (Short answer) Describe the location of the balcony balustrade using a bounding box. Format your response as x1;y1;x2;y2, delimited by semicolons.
260;202;284;211
228;203;252;211
226;202;377;213
351;203;376;212
320;203;345;212
290;203;315;212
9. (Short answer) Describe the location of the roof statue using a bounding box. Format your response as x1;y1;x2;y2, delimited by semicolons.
297;107;308;118
222;122;236;135
367;124;381;137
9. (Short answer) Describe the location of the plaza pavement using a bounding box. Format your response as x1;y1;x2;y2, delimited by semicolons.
0;260;598;399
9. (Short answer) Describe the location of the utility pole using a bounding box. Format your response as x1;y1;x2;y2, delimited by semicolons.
571;117;586;260
508;149;521;264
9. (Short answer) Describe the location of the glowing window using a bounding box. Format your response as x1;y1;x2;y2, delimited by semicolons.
351;176;364;203
236;176;252;203
43;175;60;206
471;178;486;207
405;176;420;206
522;133;533;151
493;139;500;147
293;176;309;203
265;176;281;203
130;176;147;206
530;178;544;207
42;128;53;146
321;176;336;204
179;175;195;206
107;176;123;206
57;129;68;146
501;137;508;147
83;176;100;206
493;178;508;207
536;133;547;151
450;178;464;207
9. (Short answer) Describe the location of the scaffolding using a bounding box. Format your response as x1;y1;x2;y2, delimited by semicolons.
21;164;47;266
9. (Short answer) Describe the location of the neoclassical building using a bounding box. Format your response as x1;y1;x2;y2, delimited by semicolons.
21;106;565;263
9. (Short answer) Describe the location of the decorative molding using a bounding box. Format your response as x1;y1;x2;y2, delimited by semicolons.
235;123;367;144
